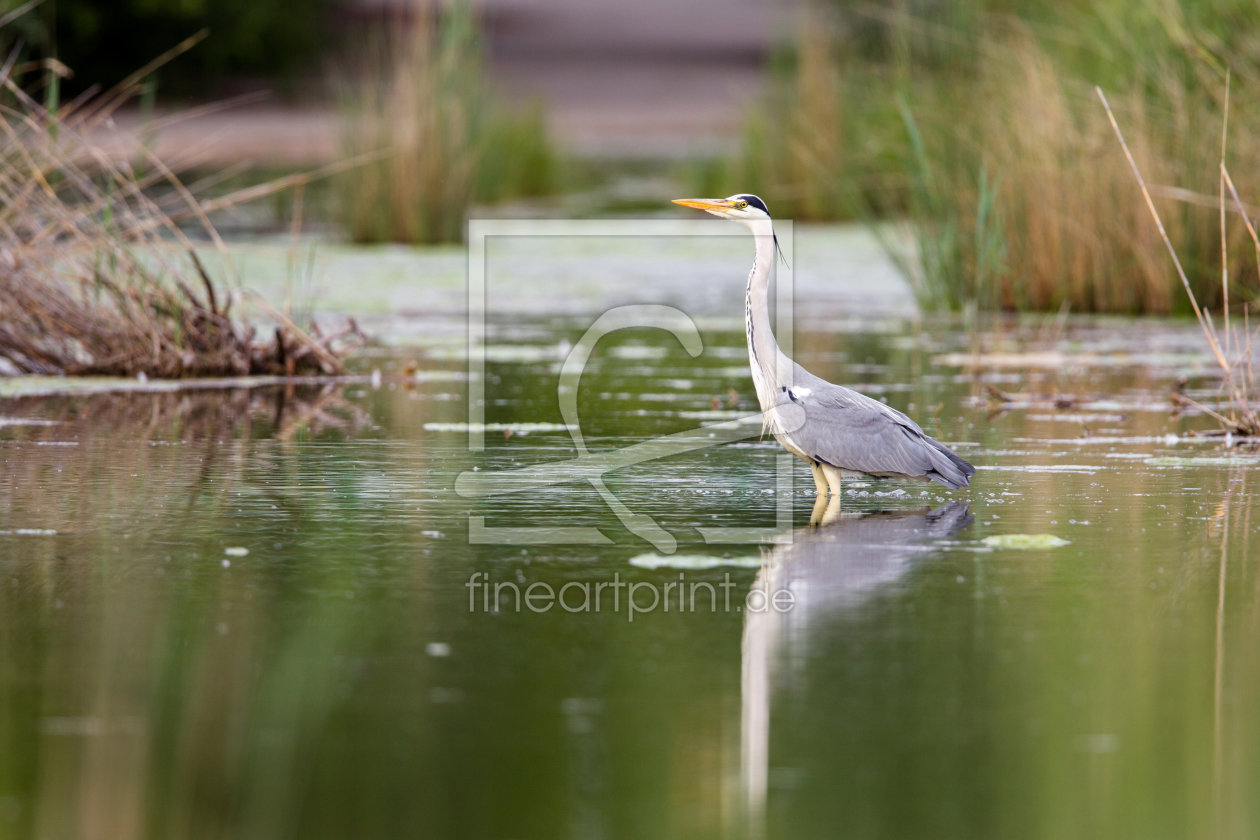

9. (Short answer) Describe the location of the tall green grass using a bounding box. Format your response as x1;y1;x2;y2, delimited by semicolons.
338;6;556;244
719;0;1260;315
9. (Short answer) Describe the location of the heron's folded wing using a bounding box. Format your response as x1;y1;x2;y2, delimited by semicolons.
780;383;974;487
785;401;936;478
791;379;928;434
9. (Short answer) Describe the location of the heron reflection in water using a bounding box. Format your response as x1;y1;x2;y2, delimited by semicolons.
740;502;974;834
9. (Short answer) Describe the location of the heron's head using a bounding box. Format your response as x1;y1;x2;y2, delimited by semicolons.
672;194;771;226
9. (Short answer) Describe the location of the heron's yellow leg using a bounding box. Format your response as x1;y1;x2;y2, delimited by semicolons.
820;463;844;498
810;461;827;495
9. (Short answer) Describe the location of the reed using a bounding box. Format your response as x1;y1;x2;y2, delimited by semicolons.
337;4;556;244
899;32;1187;313
0;22;361;378
723;12;904;222
725;1;1260;315
1100;84;1259;436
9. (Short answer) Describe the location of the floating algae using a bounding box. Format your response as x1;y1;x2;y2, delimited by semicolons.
1144;457;1260;467
981;534;1072;550
629;554;764;570
423;422;576;434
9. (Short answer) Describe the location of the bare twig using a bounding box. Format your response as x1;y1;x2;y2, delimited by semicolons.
80;29;211;129
985;383;1015;402
1171;391;1246;432
1097;88;1219;357
0;0;46;31
1147;183;1260;218
189;250;219;316
1098;85;1258;435
1220;69;1231;363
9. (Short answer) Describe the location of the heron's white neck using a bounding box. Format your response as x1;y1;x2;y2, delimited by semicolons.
744;224;787;411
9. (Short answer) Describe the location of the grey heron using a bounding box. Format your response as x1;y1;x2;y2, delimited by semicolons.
673;195;975;516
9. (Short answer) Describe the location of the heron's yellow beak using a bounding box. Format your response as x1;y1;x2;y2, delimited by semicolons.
672;198;735;213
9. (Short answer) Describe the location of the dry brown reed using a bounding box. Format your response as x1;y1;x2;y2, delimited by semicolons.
903;27;1260;314
782;20;845;221
1100;85;1259;436
0;28;362;378
735;9;1260;315
968;34;1176;312
732;11;869;223
339;5;480;244
337;3;557;244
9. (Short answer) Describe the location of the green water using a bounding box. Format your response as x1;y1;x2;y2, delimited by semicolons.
1;314;1257;840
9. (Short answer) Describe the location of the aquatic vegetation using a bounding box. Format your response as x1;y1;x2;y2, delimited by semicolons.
0;22;361;378
978;465;1100;475
337;4;557;244
422;422;576;434
1100;85;1260;436
723;1;1260;314
1145;456;1258;467
628;553;764;570
981;534;1071;549
730;13;855;223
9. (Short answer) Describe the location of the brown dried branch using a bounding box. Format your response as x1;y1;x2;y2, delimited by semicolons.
0;42;363;379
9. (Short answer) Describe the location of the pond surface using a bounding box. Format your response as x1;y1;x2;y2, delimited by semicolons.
2;240;1259;839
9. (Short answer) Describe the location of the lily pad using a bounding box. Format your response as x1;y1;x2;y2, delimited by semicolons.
981;534;1072;550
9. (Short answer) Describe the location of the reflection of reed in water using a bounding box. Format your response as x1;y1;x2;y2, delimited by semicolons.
2;385;370;444
1;385;373;540
0;384;432;840
741;503;974;836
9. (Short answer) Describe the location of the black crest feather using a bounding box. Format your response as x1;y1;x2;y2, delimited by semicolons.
734;194;770;214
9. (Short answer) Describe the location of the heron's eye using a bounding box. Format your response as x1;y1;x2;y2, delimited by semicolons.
738;201;748;209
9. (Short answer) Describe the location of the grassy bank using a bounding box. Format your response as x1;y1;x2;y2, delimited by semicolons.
713;0;1260;315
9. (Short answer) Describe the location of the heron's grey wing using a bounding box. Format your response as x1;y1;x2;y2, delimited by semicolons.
778;377;976;489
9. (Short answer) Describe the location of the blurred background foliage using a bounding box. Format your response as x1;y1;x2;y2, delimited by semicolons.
707;0;1260;313
2;0;336;96
6;0;1260;313
336;5;557;244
